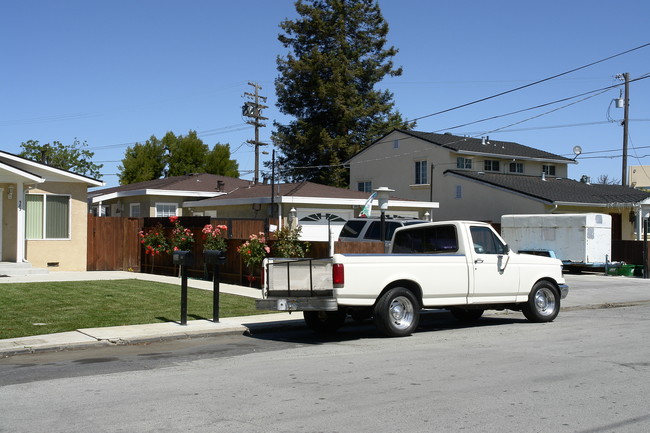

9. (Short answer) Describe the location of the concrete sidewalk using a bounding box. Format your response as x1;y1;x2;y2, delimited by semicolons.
1;271;649;358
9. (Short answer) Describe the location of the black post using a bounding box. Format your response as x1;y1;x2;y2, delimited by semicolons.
643;218;650;279
180;264;188;325
213;264;220;322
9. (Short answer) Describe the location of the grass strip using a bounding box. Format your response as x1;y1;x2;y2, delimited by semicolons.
0;279;270;339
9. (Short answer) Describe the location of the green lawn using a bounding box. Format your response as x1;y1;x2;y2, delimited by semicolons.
0;279;270;340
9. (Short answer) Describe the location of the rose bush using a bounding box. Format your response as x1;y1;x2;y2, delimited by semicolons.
168;216;194;252
237;232;270;271
202;224;228;251
138;223;169;256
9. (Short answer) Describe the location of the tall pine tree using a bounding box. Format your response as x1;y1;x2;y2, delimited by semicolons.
273;0;412;187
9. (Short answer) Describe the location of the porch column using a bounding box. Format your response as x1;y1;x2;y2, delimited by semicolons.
16;181;25;262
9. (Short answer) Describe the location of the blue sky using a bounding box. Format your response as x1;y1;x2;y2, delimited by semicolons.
1;0;649;189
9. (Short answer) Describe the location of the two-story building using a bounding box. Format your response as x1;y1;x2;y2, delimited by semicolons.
348;129;650;240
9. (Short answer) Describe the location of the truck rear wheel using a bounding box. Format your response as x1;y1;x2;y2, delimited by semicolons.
303;310;347;333
522;281;560;323
374;287;420;337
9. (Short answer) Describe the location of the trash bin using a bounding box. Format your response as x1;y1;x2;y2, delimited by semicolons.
616;264;635;276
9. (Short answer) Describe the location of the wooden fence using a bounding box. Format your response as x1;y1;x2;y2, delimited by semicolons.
89;215;650;283
87;215;388;286
87;216;141;272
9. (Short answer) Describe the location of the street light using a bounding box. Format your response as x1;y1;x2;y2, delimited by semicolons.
374;186;394;247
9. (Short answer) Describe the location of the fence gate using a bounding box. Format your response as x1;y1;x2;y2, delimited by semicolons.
87;216;141;271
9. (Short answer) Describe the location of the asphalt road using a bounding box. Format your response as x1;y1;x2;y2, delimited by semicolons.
1;301;649;433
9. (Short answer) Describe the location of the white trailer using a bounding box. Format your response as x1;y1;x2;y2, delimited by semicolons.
501;213;612;265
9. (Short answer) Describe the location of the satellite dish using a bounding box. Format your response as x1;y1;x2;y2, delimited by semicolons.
573;146;582;156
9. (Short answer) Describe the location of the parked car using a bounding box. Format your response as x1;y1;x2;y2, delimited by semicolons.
338;217;427;244
258;220;569;337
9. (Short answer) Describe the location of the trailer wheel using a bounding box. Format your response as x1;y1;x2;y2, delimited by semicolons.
450;307;484;322
374;287;420;337
522;281;560;323
303;310;346;333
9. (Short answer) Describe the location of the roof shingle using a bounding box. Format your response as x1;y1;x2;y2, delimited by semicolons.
396;130;573;162
447;170;650;205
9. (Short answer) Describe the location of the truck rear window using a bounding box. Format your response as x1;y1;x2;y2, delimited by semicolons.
392;225;459;254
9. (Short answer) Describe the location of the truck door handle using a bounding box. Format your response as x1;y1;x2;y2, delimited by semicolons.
474;259;484;264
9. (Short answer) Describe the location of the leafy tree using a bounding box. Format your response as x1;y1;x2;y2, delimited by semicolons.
205;143;240;178
164;130;210;177
118;135;166;184
118;130;240;184
19;138;103;179
272;0;413;187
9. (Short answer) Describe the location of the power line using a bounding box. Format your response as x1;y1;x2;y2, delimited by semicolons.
408;42;650;123
88;123;251;150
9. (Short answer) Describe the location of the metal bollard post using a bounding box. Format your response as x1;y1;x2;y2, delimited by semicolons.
213;264;220;323
173;251;195;326
180;264;188;325
204;250;226;323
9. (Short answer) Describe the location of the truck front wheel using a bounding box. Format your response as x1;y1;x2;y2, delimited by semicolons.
303;310;347;333
374;287;420;337
522;281;560;323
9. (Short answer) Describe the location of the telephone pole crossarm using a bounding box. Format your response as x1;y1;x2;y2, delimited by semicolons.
242;82;268;184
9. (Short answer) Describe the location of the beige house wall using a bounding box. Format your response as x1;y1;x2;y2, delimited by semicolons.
25;183;88;271
1;183;18;261
350;131;570;207
433;175;549;223
630;165;650;189
349;131;573;226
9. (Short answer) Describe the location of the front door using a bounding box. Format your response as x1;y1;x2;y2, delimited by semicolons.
468;225;519;304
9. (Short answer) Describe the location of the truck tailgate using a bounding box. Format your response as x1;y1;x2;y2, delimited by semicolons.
256;258;338;311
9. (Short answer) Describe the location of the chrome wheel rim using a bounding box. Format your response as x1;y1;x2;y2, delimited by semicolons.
534;287;556;317
389;296;414;330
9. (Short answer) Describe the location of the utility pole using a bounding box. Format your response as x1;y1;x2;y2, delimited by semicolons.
618;72;630;186
243;82;268;184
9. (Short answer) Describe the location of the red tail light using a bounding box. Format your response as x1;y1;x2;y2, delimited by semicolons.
333;264;344;288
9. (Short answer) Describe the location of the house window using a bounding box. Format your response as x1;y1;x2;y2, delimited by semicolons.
457;157;472;169
155;203;178;217
455;185;462;199
393;139;399;149
25;194;71;240
509;162;524;173
130;203;141;218
542;165;556;176
484;160;500;172
357;181;372;193
415;160;428;184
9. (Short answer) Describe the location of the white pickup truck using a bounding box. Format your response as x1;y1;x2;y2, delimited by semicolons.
256;220;568;337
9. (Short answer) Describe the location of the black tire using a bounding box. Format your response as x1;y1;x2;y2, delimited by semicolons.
450;307;484;322
303;310;347;333
373;287;420;337
522;281;560;323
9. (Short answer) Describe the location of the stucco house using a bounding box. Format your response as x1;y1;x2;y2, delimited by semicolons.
348;129;650;240
183;181;438;241
0;150;103;274
88;173;251;218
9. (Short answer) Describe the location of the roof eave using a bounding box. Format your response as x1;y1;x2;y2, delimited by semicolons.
454;150;576;164
91;189;225;203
